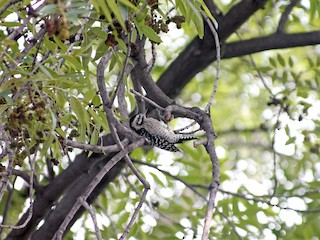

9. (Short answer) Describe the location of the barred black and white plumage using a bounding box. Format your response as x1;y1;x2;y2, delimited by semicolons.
129;114;196;152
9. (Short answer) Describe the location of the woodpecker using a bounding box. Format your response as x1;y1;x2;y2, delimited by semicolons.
129;113;196;152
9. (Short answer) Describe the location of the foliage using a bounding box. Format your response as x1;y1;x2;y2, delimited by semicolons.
0;0;319;239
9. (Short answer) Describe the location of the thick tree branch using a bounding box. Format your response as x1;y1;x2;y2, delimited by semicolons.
157;0;268;98
53;140;144;240
223;31;320;59
6;135;117;240
131;38;174;108
31;148;125;240
63;138;129;154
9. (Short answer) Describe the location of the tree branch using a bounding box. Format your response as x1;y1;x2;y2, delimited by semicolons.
53;140;145;240
157;0;268;98
63;138;129;154
6;135;117;239
30;145;125;240
81;201;103;240
223;31;320;59
131;38;174;107
277;0;300;33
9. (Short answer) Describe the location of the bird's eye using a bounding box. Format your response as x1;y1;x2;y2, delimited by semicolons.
137;115;144;125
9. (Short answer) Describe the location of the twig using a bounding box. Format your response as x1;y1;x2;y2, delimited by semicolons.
81;200;103;240
96;47;147;238
0;145;38;230
31;33;45;71
94;202;119;237
131;159;207;201
109;33;132;115
1;28;47;84
97;50;135;139
130;89;165;111
104;43;155;239
277;0;300;33
12;29;46;67
161;105;219;240
122;171;200;237
188;184;320;225
132;160;242;239
202;11;220;113
147;42;156;73
131;77;146;113
63;138;129;154
131;38;174;107
216;209;242;240
127;4;148;21
235;32;275;97
200;113;219;240
169;11;220;134
53;140;145;240
0;176;16;235
10;169;41;192
173;121;198;134
271;106;283;198
0;0;20;16
220;188;320;213
119;187;148;240
107;122;150;240
0;121;14;201
31;50;52;75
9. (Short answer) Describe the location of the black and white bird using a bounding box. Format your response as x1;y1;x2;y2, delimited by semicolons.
129;113;196;152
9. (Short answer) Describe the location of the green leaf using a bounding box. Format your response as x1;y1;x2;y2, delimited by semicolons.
42;133;55;155
44;36;57;52
108;0;126;31
92;95;102;107
118;0;139;11
96;0;113;24
289;56;294;67
62;54;83;70
185;0;204;38
192;14;204;39
70;96;90;139
140;25;162;43
89;27;108;39
38;65;53;78
94;40;109;61
88;108;109;133
0;89;13;105
90;127;100;146
116;37;128;53
0;0;9;10
53;35;68;52
0;77;25;93
277;53;286;67
83;88;97;103
2;22;21;27
56;127;67;138
38;4;58;16
149;172;166;187
269;58;277;68
282;71;288;82
0;105;9;115
285;136;296;145
198;0;215;22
